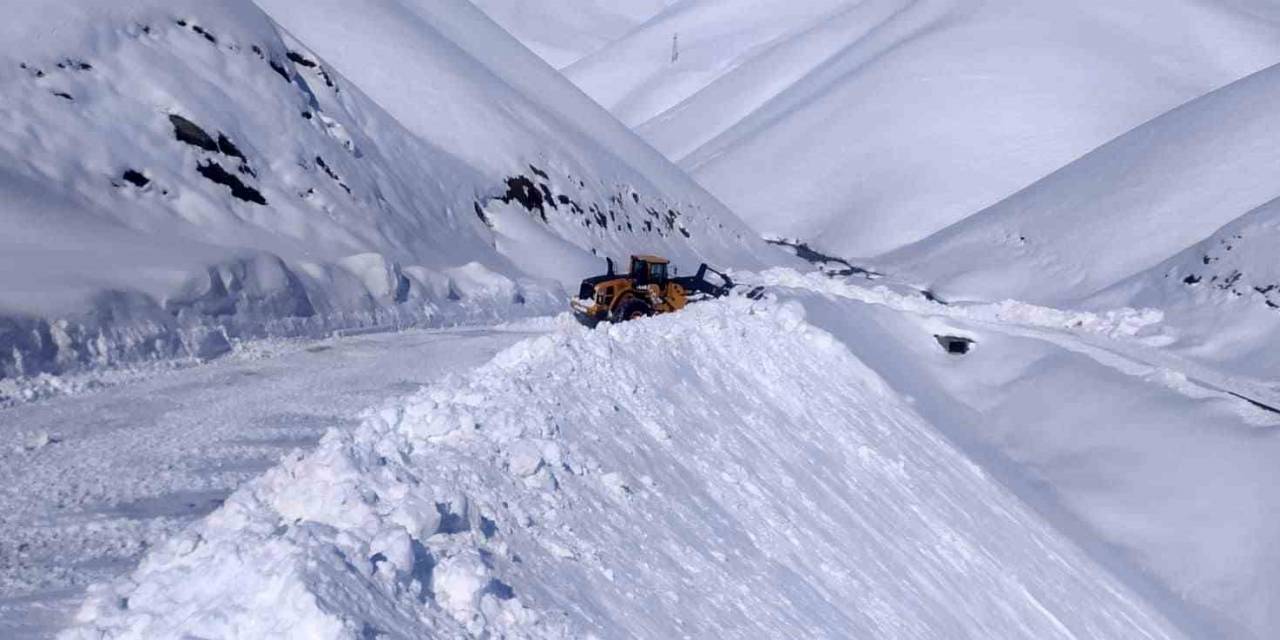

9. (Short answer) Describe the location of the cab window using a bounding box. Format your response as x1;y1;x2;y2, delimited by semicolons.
649;263;666;281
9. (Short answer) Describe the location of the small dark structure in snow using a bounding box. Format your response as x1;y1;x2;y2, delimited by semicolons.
934;335;974;355
121;169;150;187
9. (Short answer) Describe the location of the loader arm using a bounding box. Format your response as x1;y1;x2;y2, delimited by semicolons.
672;263;734;299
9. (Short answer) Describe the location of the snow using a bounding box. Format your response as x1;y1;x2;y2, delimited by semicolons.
885;61;1280;307
8;2;1280;639
0;0;771;381
1090;197;1280;379
545;0;1280;256
0;323;545;637
64;295;1179;639
757;268;1166;342
748;270;1280;638
875;58;1280;387
466;0;670;68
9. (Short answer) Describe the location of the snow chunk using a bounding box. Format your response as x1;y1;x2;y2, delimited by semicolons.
506;441;544;477
432;551;489;623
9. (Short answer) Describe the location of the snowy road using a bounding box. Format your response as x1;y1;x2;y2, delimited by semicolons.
6;272;1275;638
61;297;1182;639
0;324;548;638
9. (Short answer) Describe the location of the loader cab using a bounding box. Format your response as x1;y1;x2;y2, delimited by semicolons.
630;255;669;285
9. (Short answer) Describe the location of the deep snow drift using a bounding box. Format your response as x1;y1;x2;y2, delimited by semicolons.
0;0;768;381
525;0;1280;256
64;297;1179;639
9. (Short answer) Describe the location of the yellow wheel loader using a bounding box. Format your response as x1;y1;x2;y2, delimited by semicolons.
570;255;735;327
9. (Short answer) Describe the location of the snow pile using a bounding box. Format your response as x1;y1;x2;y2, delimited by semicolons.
0;0;767;380
550;0;1280;256
66;296;1178;639
765;275;1280;638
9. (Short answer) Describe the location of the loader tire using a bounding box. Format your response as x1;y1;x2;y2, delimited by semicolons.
612;297;652;323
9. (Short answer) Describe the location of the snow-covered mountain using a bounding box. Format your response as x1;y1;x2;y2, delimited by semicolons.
9;2;1280;640
467;0;670;68
1090;196;1280;379
885;61;1280;303
484;0;1280;375
0;0;767;380
882;60;1280;374
504;0;1280;257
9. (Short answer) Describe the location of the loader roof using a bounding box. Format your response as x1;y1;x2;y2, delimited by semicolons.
632;254;669;264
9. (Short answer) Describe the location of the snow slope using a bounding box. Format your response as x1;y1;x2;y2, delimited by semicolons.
64;297;1179;639
556;0;1280;256
0;323;546;637
885;61;1280;305
880;60;1280;379
466;0;670;68
753;270;1280;638
1088;196;1280;379
0;0;768;380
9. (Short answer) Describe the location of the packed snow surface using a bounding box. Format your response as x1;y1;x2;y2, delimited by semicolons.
545;0;1280;256
65;296;1179;639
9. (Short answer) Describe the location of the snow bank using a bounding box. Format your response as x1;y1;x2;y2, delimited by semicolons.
66;296;1178;639
755;268;1165;341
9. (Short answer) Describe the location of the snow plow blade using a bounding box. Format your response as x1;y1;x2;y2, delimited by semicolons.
670;263;735;300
